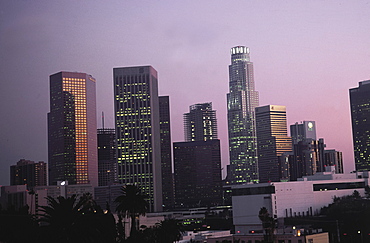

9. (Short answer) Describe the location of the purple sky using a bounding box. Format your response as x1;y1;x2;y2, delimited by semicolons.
1;1;369;186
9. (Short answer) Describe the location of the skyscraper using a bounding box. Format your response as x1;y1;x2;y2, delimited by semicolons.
10;159;47;188
159;96;174;210
114;66;162;212
184;102;217;142
174;139;222;208
324;150;344;174
48;71;98;187
291;138;326;180
350;80;370;171
255;105;292;183
97;128;116;186
290;121;317;145
227;46;259;184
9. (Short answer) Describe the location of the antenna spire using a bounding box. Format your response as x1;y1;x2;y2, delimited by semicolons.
102;111;105;130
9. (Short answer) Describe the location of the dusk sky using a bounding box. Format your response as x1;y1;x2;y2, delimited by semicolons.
1;1;369;186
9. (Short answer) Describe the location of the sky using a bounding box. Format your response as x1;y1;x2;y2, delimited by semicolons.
0;0;369;186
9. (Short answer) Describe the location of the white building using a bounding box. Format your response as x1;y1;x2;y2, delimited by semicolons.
232;171;369;234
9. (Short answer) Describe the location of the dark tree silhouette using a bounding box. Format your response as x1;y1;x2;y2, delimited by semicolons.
258;207;275;243
115;185;148;238
38;194;116;243
154;218;184;243
0;204;38;243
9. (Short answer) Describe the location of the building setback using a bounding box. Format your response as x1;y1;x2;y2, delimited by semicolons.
255;105;292;183
350;80;370;171
159;96;174;210
48;71;98;187
227;46;259;184
114;66;162;212
97;128;117;186
184;102;217;142
174;140;223;208
10;159;47;188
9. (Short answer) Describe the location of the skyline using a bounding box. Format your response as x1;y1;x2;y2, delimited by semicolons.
1;1;370;186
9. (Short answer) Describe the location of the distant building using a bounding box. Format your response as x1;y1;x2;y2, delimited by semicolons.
114;66;162;212
350;80;370;171
97;128;116;186
159;96;174;210
290;121;316;145
227;46;259;184
231;171;369;235
10;159;47;188
35;181;93;200
94;184;124;212
324;149;344;174
255;105;292;183
0;185;48;214
184;102;217;142
174;140;223;208
290;138;326;181
48;71;98;187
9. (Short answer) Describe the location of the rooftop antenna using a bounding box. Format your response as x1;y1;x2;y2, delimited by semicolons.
102;111;105;130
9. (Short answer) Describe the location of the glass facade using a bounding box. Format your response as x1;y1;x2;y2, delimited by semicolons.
350;80;370;171
255;105;292;183
184;102;218;142
48;71;97;186
159;96;174;210
114;66;162;212
227;46;259;184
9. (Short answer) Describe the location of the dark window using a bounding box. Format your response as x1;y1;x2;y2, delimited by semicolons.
313;182;365;191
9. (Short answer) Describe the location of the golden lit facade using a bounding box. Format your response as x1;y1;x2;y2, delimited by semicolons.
114;66;162;212
255;105;292;183
48;71;98;187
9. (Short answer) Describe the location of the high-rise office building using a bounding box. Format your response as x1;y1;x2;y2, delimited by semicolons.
350;80;370;171
184;102;217;142
291;138;326;181
290;121;316;145
114;66;162;212
10;159;47;188
174;140;222;208
324;150;344;174
159;96;174;210
48;71;98;187
227;46;259;184
255;105;292;183
97;128;116;186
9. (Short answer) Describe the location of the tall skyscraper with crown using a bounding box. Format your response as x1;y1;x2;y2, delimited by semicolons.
227;46;259;184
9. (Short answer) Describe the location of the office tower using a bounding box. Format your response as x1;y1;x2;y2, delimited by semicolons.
350;80;370;171
184;102;217;142
227;46;259;184
255;105;292;183
97;128;116;186
114;66;162;212
48;71;98;187
290;121;316;144
174;140;222;208
291;138;326;180
324;150;344;174
159;96;174;210
10;159;47;188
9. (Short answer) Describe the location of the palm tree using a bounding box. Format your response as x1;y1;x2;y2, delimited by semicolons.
154;218;184;243
115;185;148;238
38;194;116;243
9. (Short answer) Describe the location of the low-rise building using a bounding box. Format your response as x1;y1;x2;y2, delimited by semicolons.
232;171;369;235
